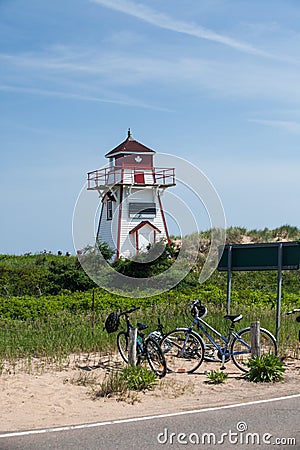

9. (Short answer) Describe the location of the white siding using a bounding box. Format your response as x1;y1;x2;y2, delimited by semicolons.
119;188;167;257
97;185;168;258
97;198;119;251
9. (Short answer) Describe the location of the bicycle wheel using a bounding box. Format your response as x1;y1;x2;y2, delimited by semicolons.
160;328;205;374
145;337;167;378
231;327;277;372
117;331;143;365
117;331;129;363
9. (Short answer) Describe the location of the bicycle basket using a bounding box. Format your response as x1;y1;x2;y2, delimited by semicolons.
105;312;120;333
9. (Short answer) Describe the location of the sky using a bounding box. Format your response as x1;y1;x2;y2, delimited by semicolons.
1;0;300;255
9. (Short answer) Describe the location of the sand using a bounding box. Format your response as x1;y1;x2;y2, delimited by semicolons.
0;353;299;433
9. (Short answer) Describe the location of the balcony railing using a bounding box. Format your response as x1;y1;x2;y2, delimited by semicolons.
87;167;175;190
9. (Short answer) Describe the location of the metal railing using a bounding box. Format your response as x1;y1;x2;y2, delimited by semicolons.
87;167;175;189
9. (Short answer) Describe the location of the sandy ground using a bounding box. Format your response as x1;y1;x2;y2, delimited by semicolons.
0;353;299;433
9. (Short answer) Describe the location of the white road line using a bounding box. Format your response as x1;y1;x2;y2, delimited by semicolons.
1;393;299;439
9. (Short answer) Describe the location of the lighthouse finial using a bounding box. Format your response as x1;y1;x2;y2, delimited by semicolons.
127;128;132;139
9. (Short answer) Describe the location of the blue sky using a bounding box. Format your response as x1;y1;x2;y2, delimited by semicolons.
1;0;300;254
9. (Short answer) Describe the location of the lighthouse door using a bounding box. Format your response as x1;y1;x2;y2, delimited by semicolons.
138;227;154;251
134;172;145;184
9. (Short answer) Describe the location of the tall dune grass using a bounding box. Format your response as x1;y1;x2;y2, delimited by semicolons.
1;302;298;373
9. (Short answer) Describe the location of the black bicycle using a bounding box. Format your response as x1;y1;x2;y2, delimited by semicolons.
105;307;167;378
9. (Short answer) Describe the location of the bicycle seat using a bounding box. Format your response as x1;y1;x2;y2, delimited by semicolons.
224;314;243;323
137;322;148;331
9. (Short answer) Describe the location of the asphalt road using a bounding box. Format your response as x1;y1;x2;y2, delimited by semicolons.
0;394;299;450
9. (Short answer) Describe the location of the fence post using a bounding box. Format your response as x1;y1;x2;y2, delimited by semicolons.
91;289;95;336
128;328;137;367
250;321;261;358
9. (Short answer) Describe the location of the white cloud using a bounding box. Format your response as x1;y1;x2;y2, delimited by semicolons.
2;46;300;103
0;83;171;111
250;119;300;135
89;0;272;57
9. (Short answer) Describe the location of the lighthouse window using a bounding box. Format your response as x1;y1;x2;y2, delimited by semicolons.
107;200;113;220
129;202;156;218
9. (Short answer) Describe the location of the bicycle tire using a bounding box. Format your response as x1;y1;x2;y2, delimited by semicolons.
160;328;205;374
117;331;129;364
231;327;277;372
145;337;167;378
117;331;143;365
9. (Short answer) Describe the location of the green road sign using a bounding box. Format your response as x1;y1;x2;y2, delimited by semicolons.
217;241;300;340
218;241;300;271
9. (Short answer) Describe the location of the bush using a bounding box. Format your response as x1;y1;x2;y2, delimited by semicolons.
120;366;158;391
244;353;285;383
94;366;158;399
205;369;228;384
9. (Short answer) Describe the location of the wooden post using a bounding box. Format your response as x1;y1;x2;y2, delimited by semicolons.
128;328;137;367
91;289;95;336
250;321;261;358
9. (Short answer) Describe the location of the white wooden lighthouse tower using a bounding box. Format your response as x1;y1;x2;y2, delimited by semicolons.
87;130;175;259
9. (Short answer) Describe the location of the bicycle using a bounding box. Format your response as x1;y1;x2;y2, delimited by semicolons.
286;308;300;345
105;307;167;378
160;300;277;373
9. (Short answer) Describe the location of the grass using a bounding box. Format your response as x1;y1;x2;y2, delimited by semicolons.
93;370;128;398
92;366;158;402
0;299;299;370
0;311;117;371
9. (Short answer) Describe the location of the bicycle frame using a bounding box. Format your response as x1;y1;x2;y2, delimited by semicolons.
192;315;251;364
120;311;148;357
195;316;230;349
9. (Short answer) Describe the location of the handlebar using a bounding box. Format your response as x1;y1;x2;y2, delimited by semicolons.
189;299;201;308
286;308;300;315
119;306;140;317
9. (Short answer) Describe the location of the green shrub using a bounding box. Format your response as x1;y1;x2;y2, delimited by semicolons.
120;365;158;391
244;353;285;383
205;369;228;384
94;366;158;399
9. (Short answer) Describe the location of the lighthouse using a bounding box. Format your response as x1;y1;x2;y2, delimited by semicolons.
87;130;175;259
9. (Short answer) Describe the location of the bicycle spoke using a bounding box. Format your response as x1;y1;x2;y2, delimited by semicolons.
161;329;204;373
231;327;277;372
145;338;167;378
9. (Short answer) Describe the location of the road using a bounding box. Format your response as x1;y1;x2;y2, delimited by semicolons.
0;394;299;449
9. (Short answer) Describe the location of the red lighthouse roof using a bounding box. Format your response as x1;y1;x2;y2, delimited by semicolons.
105;129;156;158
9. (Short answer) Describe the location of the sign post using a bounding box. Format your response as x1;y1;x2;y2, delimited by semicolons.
276;244;283;340
226;245;232;315
218;241;300;340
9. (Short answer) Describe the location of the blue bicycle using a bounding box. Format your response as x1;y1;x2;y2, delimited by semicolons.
160;300;277;373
